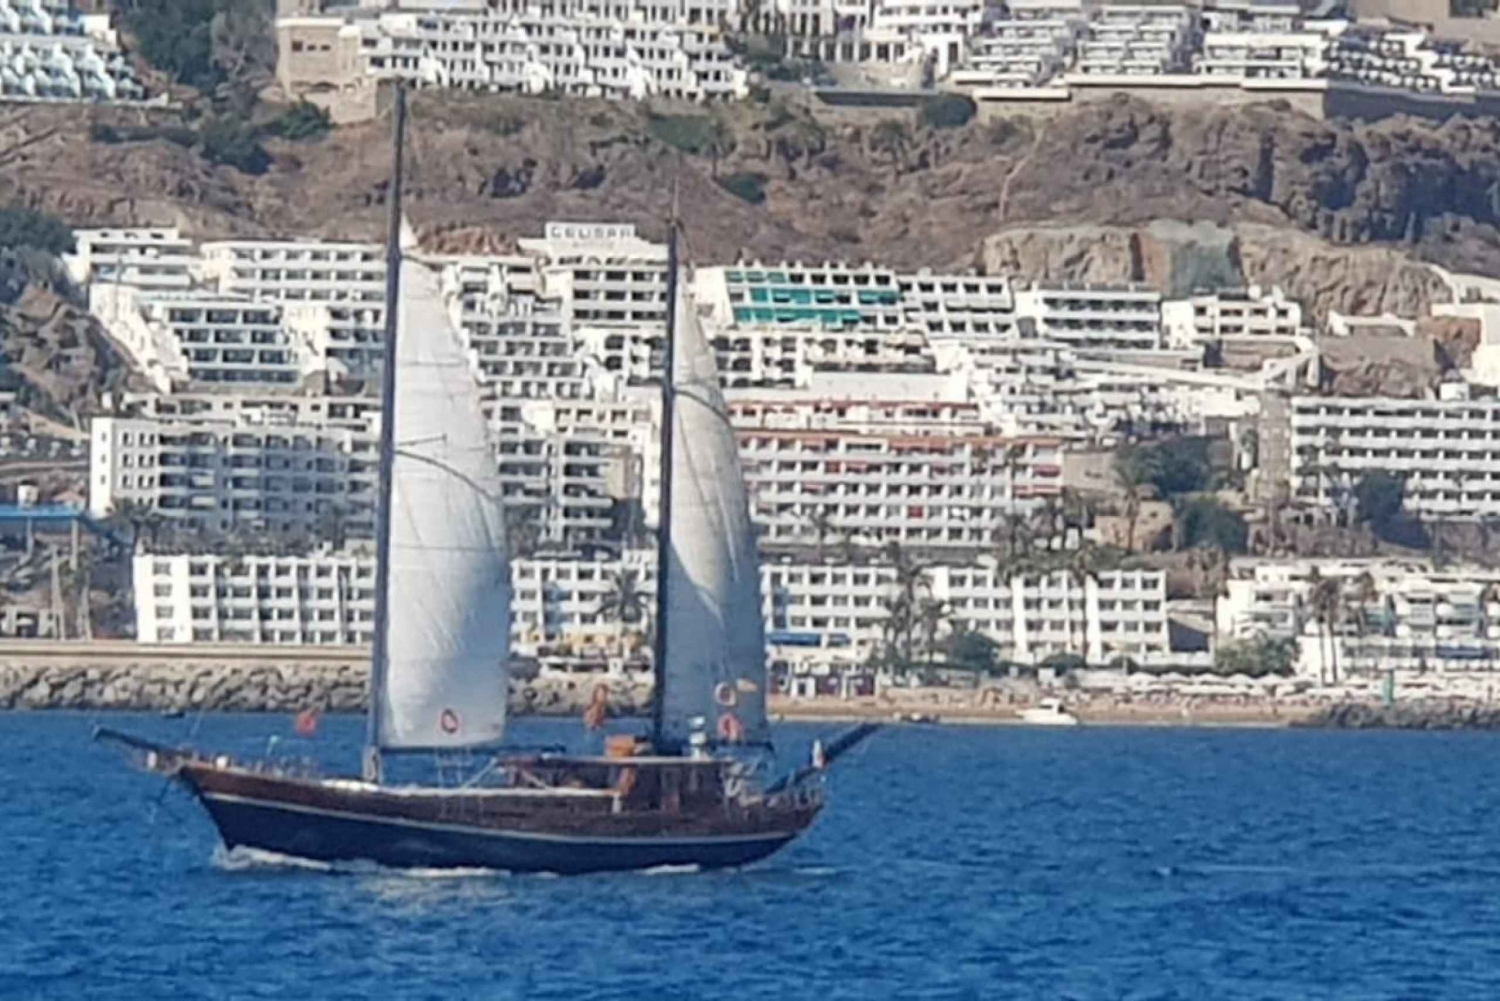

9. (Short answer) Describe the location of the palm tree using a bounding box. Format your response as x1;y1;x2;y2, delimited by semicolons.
60;545;97;641
993;509;1031;560
836;528;861;564
1030;495;1064;551
1305;568;1343;685
1345;570;1377;677
596;568;651;649
108;498;166;553
1191;542;1230;653
1114;446;1158;553
880;540;927;669
917;596;950;671
506;503;545;559
315;503;349;551
803;508;836;561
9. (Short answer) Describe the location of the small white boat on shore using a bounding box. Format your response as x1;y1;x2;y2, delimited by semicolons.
1017;698;1081;727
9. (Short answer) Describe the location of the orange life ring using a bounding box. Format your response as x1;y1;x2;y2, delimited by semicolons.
717;711;745;743
714;682;738;708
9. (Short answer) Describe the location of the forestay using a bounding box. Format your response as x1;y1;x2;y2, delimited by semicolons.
376;257;511;750
658;281;769;749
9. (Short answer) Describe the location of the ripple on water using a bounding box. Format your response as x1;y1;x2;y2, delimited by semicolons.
7;716;1500;999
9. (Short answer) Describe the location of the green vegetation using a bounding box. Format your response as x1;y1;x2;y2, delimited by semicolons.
1350;470;1431;548
718;171;767;205
1213;633;1298;677
123;0;223;91
198;116;271;174
264;101;333;142
1176;498;1248;553
1353;471;1405;531
943;628;999;673
92;101;332;176
0;205;74;255
1118;437;1216;498
919;93;977;130
646;113;720;155
89;122;196;147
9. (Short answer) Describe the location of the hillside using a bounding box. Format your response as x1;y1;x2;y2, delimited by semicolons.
4;92;1500;312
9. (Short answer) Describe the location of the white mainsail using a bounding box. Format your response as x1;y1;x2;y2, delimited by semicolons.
658;280;769;748
376;257;511;750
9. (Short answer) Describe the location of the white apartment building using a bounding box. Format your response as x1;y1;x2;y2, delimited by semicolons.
134;549;376;645
1013;282;1163;352
1219;557;1500;678
199;239;388;378
949;0;1086;89
735;413;1064;550
1327;26;1499;95
694;261;910;335
1289;387;1500;521
64;228;197;290
1072;2;1198;78
280;0;748;102
443;252;588;402
0;0;147;103
518;222;669;328
1161;286;1303;347
1194;0;1330;81
898;269;1019;337
496;394;657;545
867;0;986;77
90;392;381;537
513;551;1174;669
137;542;1171;673
90;288;305;390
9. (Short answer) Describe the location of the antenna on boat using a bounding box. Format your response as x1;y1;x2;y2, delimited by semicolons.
649;165;682;753
364;80;408;785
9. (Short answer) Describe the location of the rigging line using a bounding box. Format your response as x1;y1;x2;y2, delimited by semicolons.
392;447;506;506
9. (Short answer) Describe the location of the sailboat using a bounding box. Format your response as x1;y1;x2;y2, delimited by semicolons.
95;86;876;875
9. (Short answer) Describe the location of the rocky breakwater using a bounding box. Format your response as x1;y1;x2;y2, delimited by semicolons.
1301;700;1500;731
0;657;654;716
0;660;369;713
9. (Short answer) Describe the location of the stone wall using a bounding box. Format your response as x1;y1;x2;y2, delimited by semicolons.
0;661;653;715
1301;700;1500;730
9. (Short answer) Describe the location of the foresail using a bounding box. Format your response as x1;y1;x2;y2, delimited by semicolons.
659;282;768;748
377;258;511;750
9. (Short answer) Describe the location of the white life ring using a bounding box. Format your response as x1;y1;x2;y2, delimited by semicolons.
714;681;738;708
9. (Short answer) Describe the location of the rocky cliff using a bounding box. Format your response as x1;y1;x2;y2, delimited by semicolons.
6;94;1500;301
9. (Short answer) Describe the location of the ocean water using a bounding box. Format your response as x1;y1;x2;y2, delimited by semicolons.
4;713;1500;1000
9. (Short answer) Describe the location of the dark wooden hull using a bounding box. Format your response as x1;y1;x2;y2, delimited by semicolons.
178;763;819;875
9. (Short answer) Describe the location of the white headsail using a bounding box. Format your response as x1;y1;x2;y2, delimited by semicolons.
658;281;768;748
376;257;511;750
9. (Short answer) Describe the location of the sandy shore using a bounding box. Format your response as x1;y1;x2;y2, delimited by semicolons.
767;694;1321;729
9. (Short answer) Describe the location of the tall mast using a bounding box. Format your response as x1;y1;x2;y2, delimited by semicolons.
364;82;408;784
649;216;680;752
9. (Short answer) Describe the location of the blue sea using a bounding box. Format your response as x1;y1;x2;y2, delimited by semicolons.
4;713;1500;1000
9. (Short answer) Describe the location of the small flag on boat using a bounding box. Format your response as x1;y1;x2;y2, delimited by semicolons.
294;709;320;737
